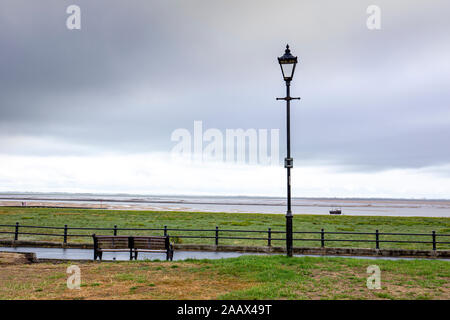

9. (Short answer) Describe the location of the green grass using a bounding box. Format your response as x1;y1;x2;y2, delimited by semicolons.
0;207;449;250
202;255;450;299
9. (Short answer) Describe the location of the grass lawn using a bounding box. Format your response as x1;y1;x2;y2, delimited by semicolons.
0;255;448;300
0;207;449;250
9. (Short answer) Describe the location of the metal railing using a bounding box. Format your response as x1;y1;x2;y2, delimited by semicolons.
0;222;449;250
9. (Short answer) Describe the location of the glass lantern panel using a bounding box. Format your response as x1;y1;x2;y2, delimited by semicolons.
281;63;294;79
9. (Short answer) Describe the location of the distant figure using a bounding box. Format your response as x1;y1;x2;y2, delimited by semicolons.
21;202;26;207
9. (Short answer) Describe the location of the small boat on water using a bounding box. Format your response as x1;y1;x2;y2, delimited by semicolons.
329;207;342;215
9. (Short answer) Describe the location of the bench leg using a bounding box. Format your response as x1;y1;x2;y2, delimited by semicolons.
134;250;138;260
166;249;174;261
129;249;133;261
93;251;97;261
99;251;103;261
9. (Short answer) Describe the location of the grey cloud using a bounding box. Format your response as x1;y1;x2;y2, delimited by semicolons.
0;0;449;172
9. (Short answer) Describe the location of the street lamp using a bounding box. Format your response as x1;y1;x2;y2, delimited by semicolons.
277;44;300;257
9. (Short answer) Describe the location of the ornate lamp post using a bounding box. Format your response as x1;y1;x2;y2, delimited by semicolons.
277;44;299;257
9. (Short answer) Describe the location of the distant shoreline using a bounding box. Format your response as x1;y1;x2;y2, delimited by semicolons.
1;197;450;207
0;191;449;202
1;194;450;218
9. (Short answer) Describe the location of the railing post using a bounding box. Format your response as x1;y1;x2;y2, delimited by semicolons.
321;229;325;248
63;224;68;244
375;229;379;249
113;225;117;236
215;226;219;246
14;222;19;241
432;230;436;251
164;226;167;237
93;234;98;260
128;236;134;261
268;228;272;247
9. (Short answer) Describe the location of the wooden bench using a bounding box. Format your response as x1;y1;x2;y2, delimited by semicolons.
92;234;174;261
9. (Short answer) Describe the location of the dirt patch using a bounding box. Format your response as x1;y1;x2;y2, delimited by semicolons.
0;252;36;265
0;261;254;300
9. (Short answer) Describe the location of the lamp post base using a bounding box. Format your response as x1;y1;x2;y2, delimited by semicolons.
286;213;293;257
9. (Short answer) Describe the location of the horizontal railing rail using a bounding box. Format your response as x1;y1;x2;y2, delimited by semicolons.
0;222;449;250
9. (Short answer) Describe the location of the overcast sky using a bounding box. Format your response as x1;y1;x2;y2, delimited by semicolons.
0;0;449;198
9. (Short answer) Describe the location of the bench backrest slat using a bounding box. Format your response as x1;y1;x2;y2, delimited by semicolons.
97;237;129;249
93;235;169;250
134;238;166;250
